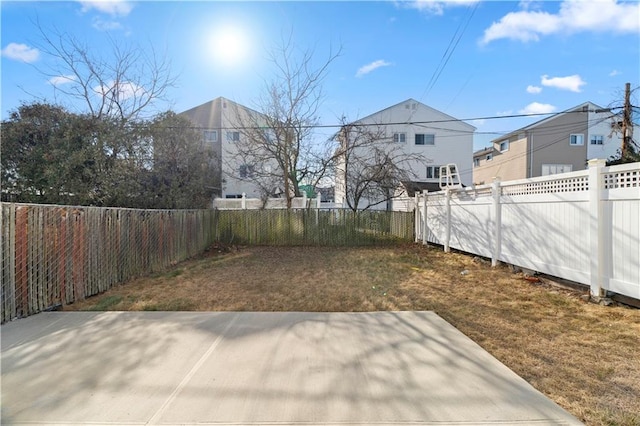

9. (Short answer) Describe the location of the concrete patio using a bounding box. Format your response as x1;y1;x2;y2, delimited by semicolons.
1;311;582;425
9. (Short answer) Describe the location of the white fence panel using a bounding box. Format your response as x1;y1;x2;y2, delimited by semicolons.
604;163;640;299
424;193;446;245
416;160;640;301
449;190;494;259
500;195;590;284
214;195;315;210
392;197;415;212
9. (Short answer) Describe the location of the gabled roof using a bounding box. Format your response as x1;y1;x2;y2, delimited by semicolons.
473;146;495;157
351;98;476;131
180;97;262;128
492;101;605;143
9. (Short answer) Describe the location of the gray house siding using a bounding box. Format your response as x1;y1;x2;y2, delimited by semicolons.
529;109;588;176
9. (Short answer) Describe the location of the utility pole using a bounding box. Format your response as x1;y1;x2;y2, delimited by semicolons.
621;82;632;159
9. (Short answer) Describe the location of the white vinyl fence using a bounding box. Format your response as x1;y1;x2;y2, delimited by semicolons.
213;193;325;210
415;159;640;300
214;193;416;212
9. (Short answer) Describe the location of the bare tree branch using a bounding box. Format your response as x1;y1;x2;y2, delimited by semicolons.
229;35;341;207
334;119;429;211
32;21;177;121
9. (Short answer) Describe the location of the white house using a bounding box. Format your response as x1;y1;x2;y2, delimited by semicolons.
180;97;278;199
334;98;476;209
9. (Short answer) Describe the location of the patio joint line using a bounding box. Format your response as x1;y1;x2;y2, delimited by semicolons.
145;312;241;425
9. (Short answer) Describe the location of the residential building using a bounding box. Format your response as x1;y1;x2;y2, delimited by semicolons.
334;98;476;209
180;97;278;198
473;101;633;184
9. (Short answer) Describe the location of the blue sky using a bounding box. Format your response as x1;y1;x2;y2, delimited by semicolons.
2;0;639;150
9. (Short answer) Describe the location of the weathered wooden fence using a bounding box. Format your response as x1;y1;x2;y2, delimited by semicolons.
1;204;216;322
216;209;414;246
415;160;640;300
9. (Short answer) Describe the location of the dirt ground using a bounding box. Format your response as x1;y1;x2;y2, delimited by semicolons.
66;244;640;426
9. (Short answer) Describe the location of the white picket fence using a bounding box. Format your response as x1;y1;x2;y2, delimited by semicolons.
213;193;324;210
213;193;416;212
414;159;640;300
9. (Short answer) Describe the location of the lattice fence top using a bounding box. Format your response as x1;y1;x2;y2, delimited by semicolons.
603;169;640;189
502;176;589;196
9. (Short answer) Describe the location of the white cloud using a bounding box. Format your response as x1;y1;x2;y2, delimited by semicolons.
526;85;542;94
496;110;514;116
93;80;143;100
49;75;77;86
481;0;640;44
356;60;392;78
92;17;124;31
1;43;40;63
541;74;586;92
78;0;133;17
609;69;621;77
404;0;479;15
519;102;556;115
518;1;543;11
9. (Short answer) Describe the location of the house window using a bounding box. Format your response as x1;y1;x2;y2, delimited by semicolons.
590;135;604;145
569;134;584;146
486;153;493;161
499;140;509;152
393;132;406;143
226;131;240;142
473;158;480;167
542;164;573;176
415;134;435;145
426;165;441;179
204;130;217;142
239;164;255;178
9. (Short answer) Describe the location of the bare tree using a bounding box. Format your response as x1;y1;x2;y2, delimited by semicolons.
230;36;341;208
33;22;176;121
334;121;428;211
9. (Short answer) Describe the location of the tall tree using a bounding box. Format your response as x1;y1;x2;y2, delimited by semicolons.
145;112;219;209
1;103;101;204
1;103;217;209
34;23;176;121
334;121;428;211
230;36;340;207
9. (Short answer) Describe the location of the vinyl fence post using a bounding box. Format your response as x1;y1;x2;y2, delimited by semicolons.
588;159;606;298
444;188;451;253
414;193;419;243
422;190;428;246
491;178;502;267
302;192;307;209
241;193;246;210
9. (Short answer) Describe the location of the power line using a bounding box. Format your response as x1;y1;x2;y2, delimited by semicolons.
420;2;479;101
176;107;623;132
455;113;616;178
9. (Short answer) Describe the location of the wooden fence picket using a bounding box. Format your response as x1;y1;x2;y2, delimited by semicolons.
0;204;217;322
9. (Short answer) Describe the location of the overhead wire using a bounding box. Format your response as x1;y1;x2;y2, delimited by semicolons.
172;107;622;132
420;2;479;102
454;113;617;178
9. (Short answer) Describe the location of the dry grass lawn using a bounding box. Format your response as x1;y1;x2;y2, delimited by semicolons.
65;244;640;426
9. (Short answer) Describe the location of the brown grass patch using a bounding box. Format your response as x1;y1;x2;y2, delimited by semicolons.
65;244;640;426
